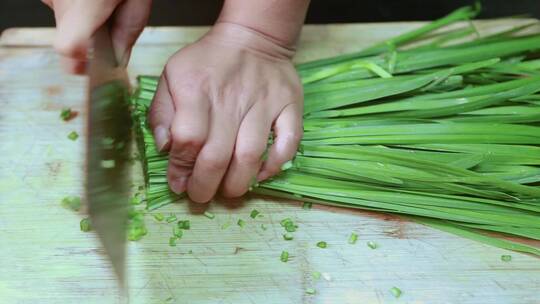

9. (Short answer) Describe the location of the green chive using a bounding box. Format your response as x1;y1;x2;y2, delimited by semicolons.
60;107;74;121
302;202;312;210
312;271;322;280
280;251;289;262
61;196;81;211
501;254;512;262
260;224;267;231
100;160;115;169
169;237;177;247
153;213;164;222
305;288;316;295
280;218;298;232
390;287;402;298
348;232;358;244
67;131;79;141
316;241;327;248
101;137;115;149
165;214;177;223
281;160;294;171
177;220;190;230
367;241;378;249
237;219;246;228
80;218;92;232
173;226;183;238
283;233;294;241
204;211;215;219
221;221;232;230
250;209;260;219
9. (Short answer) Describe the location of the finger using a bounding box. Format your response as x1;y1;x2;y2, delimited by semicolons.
221;106;272;198
60;57;87;75
187;112;240;203
111;0;152;66
148;75;175;152
258;103;303;181
53;0;121;67
167;92;210;194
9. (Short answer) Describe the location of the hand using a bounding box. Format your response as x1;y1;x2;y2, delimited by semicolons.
149;22;303;203
42;0;151;74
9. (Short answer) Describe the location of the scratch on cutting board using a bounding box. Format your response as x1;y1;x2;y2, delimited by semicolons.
45;161;62;178
44;85;63;97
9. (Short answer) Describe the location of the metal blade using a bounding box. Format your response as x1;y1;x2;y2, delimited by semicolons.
86;25;131;289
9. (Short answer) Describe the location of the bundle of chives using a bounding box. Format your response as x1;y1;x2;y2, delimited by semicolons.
131;5;540;255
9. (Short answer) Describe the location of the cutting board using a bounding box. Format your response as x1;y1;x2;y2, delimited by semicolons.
1;20;539;304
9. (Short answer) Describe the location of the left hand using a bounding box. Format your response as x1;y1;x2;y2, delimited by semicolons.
148;22;303;203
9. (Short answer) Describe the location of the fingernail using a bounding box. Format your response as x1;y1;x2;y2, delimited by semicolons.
170;176;187;194
257;171;270;182
154;126;170;152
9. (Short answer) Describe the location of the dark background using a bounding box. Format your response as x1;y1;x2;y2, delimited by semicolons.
1;0;538;33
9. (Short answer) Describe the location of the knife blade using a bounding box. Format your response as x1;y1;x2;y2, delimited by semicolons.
86;24;132;288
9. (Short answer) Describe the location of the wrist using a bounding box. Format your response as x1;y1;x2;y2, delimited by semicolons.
205;22;296;61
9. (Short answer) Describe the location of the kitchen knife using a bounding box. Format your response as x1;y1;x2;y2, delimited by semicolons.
86;24;132;288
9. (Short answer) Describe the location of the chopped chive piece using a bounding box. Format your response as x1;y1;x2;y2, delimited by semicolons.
177;220;190;230
305;288;316;295
285;225;297;232
101;137;115;149
280;218;293;226
67;131;79;141
169;237;177;247
61;196;81;211
250;209;260;219
316;241;327;248
260;224;267;231
237;219;246;228
100;159;115;169
280;218;298;232
115;141;125;150
390;287;402;298
302;202;312;210
165;214;177;223
188;250;193;254
80;218;92;232
367;241;378;249
501;254;512;262
173;226;183;238
127;224;147;241
283;233;294;240
204;211;215;219
130;193;144;205
280;250;289;262
312;271;321;280
60;107;73;121
153;213;164;222
221;221;232;230
281;160;294;171
348;232;358;244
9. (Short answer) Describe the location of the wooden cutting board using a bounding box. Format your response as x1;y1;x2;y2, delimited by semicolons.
1;20;539;304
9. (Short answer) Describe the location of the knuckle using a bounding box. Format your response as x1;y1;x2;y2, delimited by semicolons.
200;154;229;172
222;186;247;199
235;147;263;165
168;153;196;171
170;128;205;150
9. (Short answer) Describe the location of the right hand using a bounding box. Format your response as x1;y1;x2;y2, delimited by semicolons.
42;0;152;74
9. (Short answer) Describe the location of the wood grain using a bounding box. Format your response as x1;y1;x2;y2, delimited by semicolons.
1;21;539;304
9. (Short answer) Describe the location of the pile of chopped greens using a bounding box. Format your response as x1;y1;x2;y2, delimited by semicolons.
130;5;540;256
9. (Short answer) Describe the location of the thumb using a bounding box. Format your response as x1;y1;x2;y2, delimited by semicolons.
111;0;152;67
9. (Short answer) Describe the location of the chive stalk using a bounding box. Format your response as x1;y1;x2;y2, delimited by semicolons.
130;5;540;256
